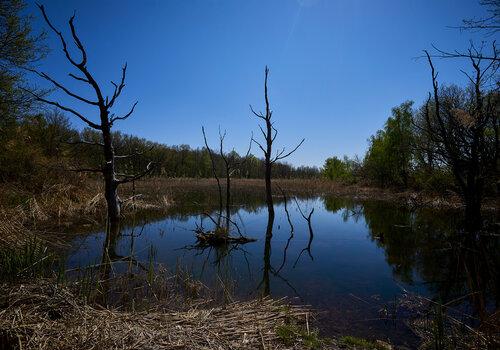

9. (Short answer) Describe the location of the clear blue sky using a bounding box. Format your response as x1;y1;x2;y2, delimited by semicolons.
27;0;491;167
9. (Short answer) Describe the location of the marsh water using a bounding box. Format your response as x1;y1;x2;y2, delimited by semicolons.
67;194;499;347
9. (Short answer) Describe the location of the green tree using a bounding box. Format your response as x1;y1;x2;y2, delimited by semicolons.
0;0;46;120
322;156;354;182
364;101;414;187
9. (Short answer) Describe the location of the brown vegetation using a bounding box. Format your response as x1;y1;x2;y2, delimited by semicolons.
0;280;314;350
1;177;494;232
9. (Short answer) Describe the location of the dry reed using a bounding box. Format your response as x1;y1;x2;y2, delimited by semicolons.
0;280;315;350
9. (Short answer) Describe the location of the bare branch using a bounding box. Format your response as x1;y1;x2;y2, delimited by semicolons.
21;87;101;129
29;69;98;105
272;138;305;163
37;4;106;106
423;42;500;62
251;136;267;155
110;101;138;124
108;64;127;108
249;104;266;120
114;150;147;159
68;73;89;83
37;4;80;68
68;12;87;66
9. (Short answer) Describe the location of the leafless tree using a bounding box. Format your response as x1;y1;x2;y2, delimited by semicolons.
459;0;500;35
423;49;499;232
202;126;251;230
202;126;223;225
250;66;304;230
217;128;252;229
26;5;153;224
429;41;499;64
429;1;500;62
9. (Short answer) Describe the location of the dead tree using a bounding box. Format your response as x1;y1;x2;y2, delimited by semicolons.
250;66;304;229
202;126;223;225
428;41;499;64
202;126;251;230
459;0;499;36
428;1;499;62
217;128;252;229
423;49;499;232
27;5;153;224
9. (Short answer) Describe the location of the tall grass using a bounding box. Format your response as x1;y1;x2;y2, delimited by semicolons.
0;237;60;281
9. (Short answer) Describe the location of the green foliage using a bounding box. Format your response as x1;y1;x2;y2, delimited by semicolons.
0;111;320;186
322;155;357;182
413;167;455;194
363;101;414;187
0;0;46;120
340;336;389;349
276;324;322;349
0;238;58;281
0;110;76;186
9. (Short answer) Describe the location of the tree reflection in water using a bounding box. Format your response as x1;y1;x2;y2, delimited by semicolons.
324;196;499;329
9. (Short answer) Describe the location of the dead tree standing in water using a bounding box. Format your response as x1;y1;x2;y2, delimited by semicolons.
250;66;304;233
27;5;153;224
202;126;223;225
202;126;251;230
218;128;252;229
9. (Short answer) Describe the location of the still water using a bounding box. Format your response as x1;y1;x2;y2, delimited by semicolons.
67;195;498;347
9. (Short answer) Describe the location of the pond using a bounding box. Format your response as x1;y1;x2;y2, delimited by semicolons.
66;194;499;348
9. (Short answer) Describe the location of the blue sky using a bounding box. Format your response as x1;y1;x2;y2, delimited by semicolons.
27;0;492;167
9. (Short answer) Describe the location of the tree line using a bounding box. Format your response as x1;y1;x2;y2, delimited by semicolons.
0;111;320;185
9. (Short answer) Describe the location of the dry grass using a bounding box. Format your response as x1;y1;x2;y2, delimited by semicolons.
399;292;500;349
0;280;316;350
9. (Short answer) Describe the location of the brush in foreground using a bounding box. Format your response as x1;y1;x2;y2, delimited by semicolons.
0;281;314;350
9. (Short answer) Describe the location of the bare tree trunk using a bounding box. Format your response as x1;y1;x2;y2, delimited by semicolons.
202;126;223;225
262;215;273;295
265;159;274;222
464;179;483;233
101;120;120;223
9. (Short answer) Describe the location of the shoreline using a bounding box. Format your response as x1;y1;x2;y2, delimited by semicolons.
1;177;497;248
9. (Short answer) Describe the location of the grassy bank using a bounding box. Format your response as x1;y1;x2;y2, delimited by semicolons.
0;237;331;350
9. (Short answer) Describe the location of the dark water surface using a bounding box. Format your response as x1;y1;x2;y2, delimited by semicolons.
67;195;499;348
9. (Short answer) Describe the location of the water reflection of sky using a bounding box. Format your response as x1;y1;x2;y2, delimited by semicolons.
67;196;496;347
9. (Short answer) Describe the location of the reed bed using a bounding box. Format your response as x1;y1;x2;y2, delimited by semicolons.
0;280;315;350
124;177;475;211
